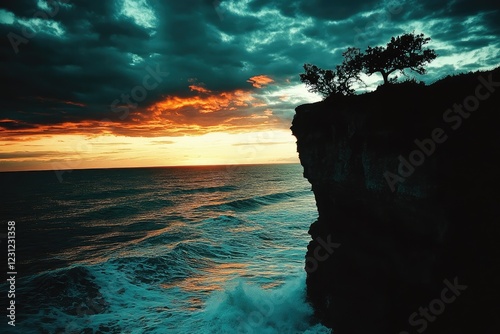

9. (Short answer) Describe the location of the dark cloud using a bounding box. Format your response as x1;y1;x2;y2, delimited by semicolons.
425;0;499;18
248;0;382;20
0;0;499;136
0;0;40;18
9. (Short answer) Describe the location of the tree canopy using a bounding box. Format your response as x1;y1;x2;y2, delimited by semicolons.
363;33;437;85
300;32;437;98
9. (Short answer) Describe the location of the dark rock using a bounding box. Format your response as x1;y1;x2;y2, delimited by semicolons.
291;67;500;334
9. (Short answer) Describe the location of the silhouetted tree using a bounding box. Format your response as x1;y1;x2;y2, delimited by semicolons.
300;48;364;98
300;32;436;98
335;47;364;95
300;64;339;98
362;32;437;85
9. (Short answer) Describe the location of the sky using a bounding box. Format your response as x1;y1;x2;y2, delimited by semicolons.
0;0;499;172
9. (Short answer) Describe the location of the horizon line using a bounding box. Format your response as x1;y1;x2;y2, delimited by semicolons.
0;161;301;174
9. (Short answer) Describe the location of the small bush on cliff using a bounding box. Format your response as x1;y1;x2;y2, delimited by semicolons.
300;32;437;98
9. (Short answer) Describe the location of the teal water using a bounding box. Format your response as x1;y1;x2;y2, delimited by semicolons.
0;164;330;333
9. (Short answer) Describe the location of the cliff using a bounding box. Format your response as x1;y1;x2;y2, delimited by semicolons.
291;67;500;334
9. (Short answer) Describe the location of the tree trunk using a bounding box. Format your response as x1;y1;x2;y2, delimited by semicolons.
381;71;389;85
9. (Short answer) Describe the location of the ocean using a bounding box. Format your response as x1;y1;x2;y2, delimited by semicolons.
0;164;331;333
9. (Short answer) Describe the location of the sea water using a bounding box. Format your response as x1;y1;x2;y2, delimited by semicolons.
0;164;330;333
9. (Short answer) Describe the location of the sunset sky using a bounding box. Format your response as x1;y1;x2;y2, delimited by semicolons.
1;0;499;172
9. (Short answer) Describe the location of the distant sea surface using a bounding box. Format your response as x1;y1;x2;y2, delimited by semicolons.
0;164;330;333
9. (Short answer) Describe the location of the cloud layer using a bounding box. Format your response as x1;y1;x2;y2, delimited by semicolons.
1;0;499;138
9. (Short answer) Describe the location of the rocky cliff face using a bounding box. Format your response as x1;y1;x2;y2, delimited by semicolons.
291;68;500;334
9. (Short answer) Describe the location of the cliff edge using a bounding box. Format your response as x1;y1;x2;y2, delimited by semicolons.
291;67;500;334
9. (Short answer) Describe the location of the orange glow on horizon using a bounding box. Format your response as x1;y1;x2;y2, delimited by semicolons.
0;77;320;172
0;130;300;172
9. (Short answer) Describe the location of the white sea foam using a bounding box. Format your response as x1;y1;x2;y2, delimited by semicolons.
33;266;330;333
199;272;330;334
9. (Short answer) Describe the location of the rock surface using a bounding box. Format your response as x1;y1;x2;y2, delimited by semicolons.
291;68;500;334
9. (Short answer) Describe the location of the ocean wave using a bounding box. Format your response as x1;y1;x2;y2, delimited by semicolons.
200;214;248;227
199;215;261;234
1;165;323;334
109;253;195;285
198;190;309;212
10;266;331;334
170;185;238;195
171;240;225;260
16;265;108;322
185;272;331;334
75;197;174;222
